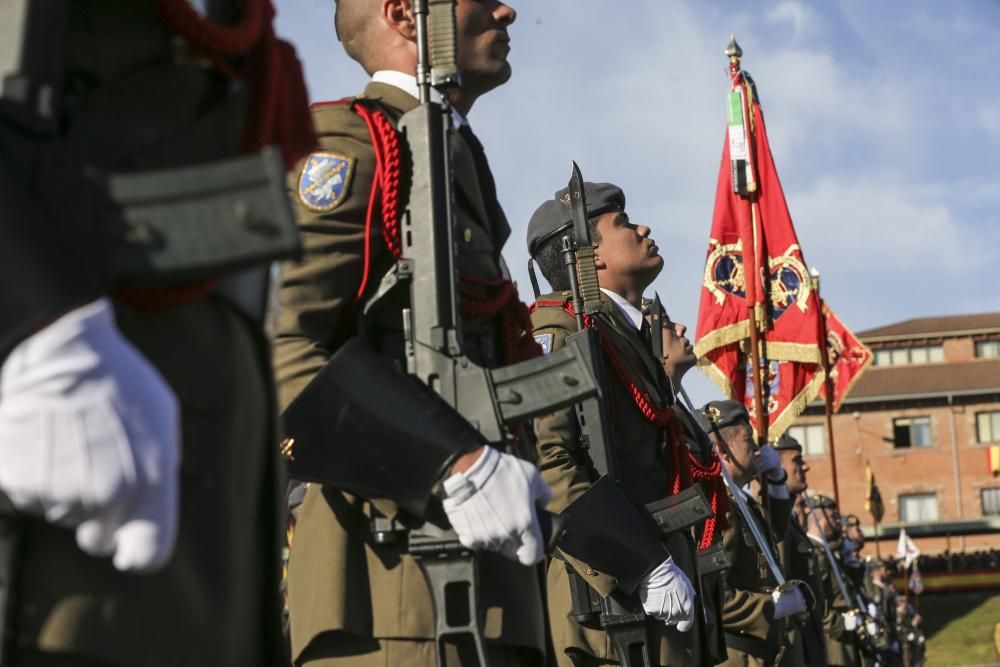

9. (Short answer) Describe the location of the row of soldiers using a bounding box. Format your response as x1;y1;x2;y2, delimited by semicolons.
0;1;927;666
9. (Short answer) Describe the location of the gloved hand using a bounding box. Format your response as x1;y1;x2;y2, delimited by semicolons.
442;446;552;566
867;602;879;619
843;610;860;632
772;584;807;619
865;620;879;638
755;445;783;481
638;556;696;631
0;298;180;572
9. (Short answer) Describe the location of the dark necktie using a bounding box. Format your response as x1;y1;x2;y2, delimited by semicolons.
640;318;654;352
458;124;501;220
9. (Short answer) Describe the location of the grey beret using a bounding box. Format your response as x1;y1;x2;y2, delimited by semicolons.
701;399;750;430
526;181;626;257
774;433;803;452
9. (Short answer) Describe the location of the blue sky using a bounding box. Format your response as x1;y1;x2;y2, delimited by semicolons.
276;0;1000;404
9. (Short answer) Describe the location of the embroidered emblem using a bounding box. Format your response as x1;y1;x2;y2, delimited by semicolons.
298;152;355;212
744;357;781;415
534;333;554;355
703;239;811;319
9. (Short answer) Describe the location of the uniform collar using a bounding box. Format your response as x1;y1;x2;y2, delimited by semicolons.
371;70;468;128
600;288;644;330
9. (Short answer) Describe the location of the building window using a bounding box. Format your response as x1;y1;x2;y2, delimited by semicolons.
977;411;1000;443
976;341;1000;358
893;416;932;448
983;489;1000;516
899;493;938;522
788;424;826;456
872;345;944;366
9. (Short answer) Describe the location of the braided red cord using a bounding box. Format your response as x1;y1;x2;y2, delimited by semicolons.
153;0;316;169
460;275;541;364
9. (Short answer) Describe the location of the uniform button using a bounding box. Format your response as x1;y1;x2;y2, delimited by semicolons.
463;228;472;242
585;568;598;576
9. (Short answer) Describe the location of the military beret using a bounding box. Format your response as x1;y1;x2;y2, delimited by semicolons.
701;400;750;430
526;181;626;257
774;434;803;452
811;494;837;510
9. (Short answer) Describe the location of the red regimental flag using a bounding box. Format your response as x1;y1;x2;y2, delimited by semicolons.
819;303;873;412
695;69;825;441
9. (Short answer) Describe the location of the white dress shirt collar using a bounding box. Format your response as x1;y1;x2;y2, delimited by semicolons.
371;70;468;128
600;288;644;330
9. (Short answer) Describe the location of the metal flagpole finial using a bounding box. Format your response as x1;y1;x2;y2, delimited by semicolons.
809;266;821;293
725;36;743;63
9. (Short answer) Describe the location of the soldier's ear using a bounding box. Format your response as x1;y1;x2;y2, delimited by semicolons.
382;0;417;40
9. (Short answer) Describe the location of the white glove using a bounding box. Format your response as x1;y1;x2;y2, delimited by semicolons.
843;610;860;632
772;585;807;619
0;298;180;571
865;620;879;637
638;556;696;632
442;446;552;566
755;445;783;480
867;602;879;619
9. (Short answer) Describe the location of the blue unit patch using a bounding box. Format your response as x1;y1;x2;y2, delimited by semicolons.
298;152;355;212
534;333;553;356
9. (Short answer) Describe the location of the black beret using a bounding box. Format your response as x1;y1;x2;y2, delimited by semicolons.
774;434;803;452
526;181;626;257
701;400;750;430
811;494;837;510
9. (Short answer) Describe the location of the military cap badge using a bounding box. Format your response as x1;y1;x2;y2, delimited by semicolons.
703;405;723;425
298;152;355;212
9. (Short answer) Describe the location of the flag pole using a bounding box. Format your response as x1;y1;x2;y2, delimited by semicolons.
810;268;841;505
726;38;769;448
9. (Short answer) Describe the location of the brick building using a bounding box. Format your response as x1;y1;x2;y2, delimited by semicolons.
790;313;1000;556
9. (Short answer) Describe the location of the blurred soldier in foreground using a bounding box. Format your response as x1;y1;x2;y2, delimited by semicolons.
274;1;555;665
528;182;707;665
0;0;314;665
648;302;729;664
702;400;807;667
774;436;828;666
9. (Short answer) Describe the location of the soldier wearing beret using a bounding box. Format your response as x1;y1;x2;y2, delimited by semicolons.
774;435;828;666
702;400;807;666
647;300;729;664
274;1;554;665
808;495;863;667
527;182;706;665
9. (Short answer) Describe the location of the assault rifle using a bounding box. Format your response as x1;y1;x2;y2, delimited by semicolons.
550;164;713;667
281;2;599;666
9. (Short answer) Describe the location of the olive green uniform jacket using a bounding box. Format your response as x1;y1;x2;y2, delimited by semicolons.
530;293;709;666
779;515;829;666
274;83;545;666
808;535;860;667
11;3;284;665
719;489;793;666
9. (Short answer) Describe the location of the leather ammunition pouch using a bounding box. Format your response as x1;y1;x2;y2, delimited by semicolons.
280;337;483;518
555;476;667;596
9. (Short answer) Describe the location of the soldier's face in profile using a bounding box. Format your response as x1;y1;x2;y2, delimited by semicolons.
780;450;808;494
718;422;757;481
593;211;663;287
659;312;697;376
455;0;516;92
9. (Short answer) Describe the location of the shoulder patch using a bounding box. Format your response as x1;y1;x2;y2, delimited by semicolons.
534;333;554;355
297;152;355;212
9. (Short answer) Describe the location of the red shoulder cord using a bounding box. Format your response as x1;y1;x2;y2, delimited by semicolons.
350;102;540;366
531;300;728;549
118;0;318;312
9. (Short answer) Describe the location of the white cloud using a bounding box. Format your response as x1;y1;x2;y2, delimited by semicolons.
766;1;816;41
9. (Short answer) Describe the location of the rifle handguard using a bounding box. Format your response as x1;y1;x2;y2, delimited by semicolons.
280;337;484;518
554;476;668;596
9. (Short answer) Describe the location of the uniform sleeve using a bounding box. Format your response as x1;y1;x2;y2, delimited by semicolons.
532;320;619;596
273;107;378;411
720;515;777;640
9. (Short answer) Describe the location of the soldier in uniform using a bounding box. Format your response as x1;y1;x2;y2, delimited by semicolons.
701;400;806;667
648;303;730;664
274;1;555;665
808;495;863;667
0;1;313;665
526;182;703;666
774;435;828;666
863;560;901;667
